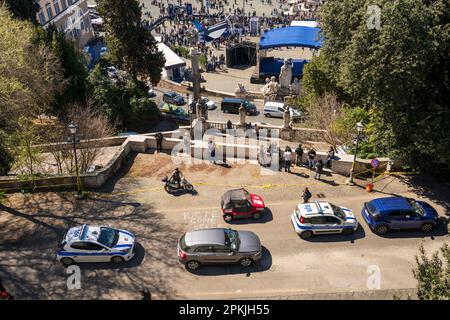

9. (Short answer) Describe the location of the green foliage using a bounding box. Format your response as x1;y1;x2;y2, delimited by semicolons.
87;63;159;131
412;243;450;300
302;0;450;176
199;54;208;70
97;0;165;84
171;45;191;59
2;0;39;23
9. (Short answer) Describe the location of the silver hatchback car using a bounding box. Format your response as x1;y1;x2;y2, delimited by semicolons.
177;228;262;270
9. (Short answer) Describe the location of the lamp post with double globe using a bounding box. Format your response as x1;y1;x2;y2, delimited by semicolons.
348;121;365;184
68;123;84;199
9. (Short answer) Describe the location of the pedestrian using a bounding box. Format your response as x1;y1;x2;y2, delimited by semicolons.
278;146;284;171
307;148;316;168
301;187;312;203
255;124;260;140
295;143;303;167
326;146;335;169
315;159;324;180
183;133;191;155
155;132;163;153
208;138;216;164
283;146;292;172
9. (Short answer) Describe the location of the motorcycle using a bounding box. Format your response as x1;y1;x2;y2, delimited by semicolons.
162;176;194;193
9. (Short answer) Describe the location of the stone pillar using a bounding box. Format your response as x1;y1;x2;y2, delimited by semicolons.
283;108;291;129
239;104;246;128
196;101;202;120
190;47;201;102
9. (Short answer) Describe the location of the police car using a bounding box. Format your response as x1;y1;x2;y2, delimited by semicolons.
56;224;136;265
291;201;358;239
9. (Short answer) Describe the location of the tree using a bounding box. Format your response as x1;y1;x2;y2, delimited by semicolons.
1;0;39;23
0;7;65;130
7;117;44;177
412;243;450;300
97;0;165;84
304;0;450;177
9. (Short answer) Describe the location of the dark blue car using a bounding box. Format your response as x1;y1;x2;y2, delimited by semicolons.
362;197;439;235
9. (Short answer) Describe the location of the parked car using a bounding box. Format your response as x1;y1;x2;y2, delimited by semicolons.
263;101;286;118
291;201;359;239
177;228;262;270
362;197;439;235
163;91;185;105
57;224;136;265
221;188;265;222
188;96;216;110
159;103;190;125
221;98;257;115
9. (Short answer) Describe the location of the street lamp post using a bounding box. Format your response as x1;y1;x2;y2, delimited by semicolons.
348;121;364;184
68;123;84;199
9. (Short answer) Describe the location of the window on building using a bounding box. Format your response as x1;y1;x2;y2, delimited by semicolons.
54;0;61;15
61;0;67;10
46;4;53;20
38;10;46;25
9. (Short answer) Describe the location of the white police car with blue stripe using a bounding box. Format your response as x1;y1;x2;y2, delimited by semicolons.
57;224;136;265
291;201;358;239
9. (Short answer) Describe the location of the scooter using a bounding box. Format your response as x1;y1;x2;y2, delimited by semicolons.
162;176;194;193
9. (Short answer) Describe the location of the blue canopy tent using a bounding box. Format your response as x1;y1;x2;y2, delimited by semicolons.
256;26;322;81
259;26;322;50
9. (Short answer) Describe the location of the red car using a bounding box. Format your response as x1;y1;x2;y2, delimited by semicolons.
221;188;266;222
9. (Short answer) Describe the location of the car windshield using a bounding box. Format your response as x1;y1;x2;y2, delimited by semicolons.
330;203;346;220
366;202;379;216
242;189;252;203
97;227;119;248
245;101;255;109
224;229;240;251
408;199;424;216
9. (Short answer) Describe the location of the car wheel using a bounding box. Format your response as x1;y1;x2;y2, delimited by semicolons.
300;230;313;239
375;225;389;235
266;113;271;118
111;256;125;264
240;258;253;267
185;183;194;192
61;257;74;266
253;212;261;220
223;214;233;222
186;260;200;270
420;223;434;232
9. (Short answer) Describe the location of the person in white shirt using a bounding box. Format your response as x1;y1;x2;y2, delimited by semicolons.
207;139;216;164
283;146;292;173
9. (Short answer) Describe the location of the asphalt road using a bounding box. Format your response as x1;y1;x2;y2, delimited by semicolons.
152;88;285;127
1;154;447;299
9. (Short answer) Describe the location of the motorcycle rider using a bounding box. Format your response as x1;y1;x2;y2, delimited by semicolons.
170;167;183;189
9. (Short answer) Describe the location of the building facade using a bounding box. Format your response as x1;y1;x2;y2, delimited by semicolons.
36;0;94;48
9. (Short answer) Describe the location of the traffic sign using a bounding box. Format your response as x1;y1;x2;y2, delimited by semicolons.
370;158;380;168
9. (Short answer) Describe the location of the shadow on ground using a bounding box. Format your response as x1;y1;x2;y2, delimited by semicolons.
187;246;272;276
303;224;366;243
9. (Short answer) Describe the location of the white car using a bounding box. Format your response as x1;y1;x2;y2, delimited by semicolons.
57;224;136;265
291;201;358;239
188;96;216;110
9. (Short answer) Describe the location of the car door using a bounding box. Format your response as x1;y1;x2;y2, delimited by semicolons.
212;245;236;263
309;216;328;234
84;242;110;262
387;211;407;229
69;241;91;262
401;210;423;229
324;216;344;234
277;107;285;118
233;200;253;218
193;245;217;264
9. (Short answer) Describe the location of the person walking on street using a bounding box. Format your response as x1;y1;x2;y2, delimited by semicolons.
326;146;335;169
302;187;312;203
295;144;303;167
283;146;292;172
183;133;191;155
315;159;324;180
307;148;316;168
155;132;163;153
208;138;216;164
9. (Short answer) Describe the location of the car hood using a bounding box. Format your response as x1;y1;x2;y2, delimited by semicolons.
237;231;261;253
340;207;358;224
113;230;135;249
250;193;265;209
416;201;438;218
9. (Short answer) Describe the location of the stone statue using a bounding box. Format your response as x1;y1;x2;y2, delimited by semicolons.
261;76;279;101
279;58;292;89
235;83;247;98
290;77;300;95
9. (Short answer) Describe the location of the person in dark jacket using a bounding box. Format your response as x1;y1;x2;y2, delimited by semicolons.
307;148;316;168
314;159;324;180
155;132;163;153
302;187;312;203
326;146;335;169
295;144;303;167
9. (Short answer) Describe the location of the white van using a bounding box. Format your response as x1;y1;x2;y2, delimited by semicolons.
263;101;286;118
